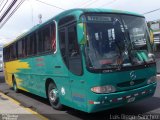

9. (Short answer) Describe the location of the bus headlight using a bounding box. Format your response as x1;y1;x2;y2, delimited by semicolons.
91;85;116;94
147;76;157;84
148;53;155;62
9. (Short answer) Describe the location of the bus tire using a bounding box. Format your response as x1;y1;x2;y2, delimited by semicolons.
12;77;18;93
48;82;63;110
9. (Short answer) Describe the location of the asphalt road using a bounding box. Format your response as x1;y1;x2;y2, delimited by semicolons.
156;58;160;73
0;72;160;120
0;72;4;83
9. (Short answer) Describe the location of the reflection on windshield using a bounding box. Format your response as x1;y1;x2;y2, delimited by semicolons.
123;15;148;50
84;14;154;70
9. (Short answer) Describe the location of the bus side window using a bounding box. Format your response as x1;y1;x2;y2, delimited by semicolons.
42;26;52;52
3;48;6;61
10;43;17;60
22;38;27;57
18;40;23;58
38;30;44;53
26;36;31;56
7;46;11;60
38;24;53;53
5;47;9;61
51;23;56;52
30;33;37;55
43;26;51;51
10;46;12;60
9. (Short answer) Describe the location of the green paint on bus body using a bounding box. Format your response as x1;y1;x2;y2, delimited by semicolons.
14;55;157;112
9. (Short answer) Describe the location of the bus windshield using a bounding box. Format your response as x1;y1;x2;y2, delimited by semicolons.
83;14;154;70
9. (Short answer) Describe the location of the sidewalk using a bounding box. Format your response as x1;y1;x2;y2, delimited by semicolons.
0;92;47;120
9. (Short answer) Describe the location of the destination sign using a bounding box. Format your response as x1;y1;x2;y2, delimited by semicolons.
86;16;112;22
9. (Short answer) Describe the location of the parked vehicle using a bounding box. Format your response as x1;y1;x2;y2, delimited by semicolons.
3;9;157;113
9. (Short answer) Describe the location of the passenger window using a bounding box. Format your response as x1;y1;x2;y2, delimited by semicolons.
18;40;23;58
37;22;55;53
22;38;27;57
37;30;44;53
4;47;10;61
7;47;10;60
4;22;56;61
11;44;17;59
42;26;51;51
30;33;37;55
26;36;31;56
51;23;56;52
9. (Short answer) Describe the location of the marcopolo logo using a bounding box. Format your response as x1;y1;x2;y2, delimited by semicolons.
129;71;136;86
130;71;136;80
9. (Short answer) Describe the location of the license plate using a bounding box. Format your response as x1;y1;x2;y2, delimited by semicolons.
127;97;135;103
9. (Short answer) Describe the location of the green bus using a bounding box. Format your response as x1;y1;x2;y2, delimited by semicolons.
3;8;157;113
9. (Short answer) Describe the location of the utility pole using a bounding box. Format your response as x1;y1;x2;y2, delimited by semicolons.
38;14;42;24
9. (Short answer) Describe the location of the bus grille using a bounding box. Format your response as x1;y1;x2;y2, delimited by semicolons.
117;79;146;87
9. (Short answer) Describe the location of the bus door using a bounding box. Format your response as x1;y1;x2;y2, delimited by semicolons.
59;17;85;110
67;24;86;109
58;27;72;105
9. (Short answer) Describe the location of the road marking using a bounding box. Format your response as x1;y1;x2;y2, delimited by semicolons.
0;92;48;120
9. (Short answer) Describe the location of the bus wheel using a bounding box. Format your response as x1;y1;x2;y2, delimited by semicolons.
48;82;63;110
12;77;18;93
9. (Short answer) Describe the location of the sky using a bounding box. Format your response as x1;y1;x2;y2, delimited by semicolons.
0;0;160;45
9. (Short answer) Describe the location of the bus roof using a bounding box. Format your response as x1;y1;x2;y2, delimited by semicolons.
4;8;144;47
55;8;144;20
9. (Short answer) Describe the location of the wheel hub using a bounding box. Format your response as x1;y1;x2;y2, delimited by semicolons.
49;89;58;102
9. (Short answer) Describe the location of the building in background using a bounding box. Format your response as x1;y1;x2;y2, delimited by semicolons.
147;20;160;54
0;45;3;71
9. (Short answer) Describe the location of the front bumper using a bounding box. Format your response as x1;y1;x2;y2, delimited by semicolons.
87;83;157;113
